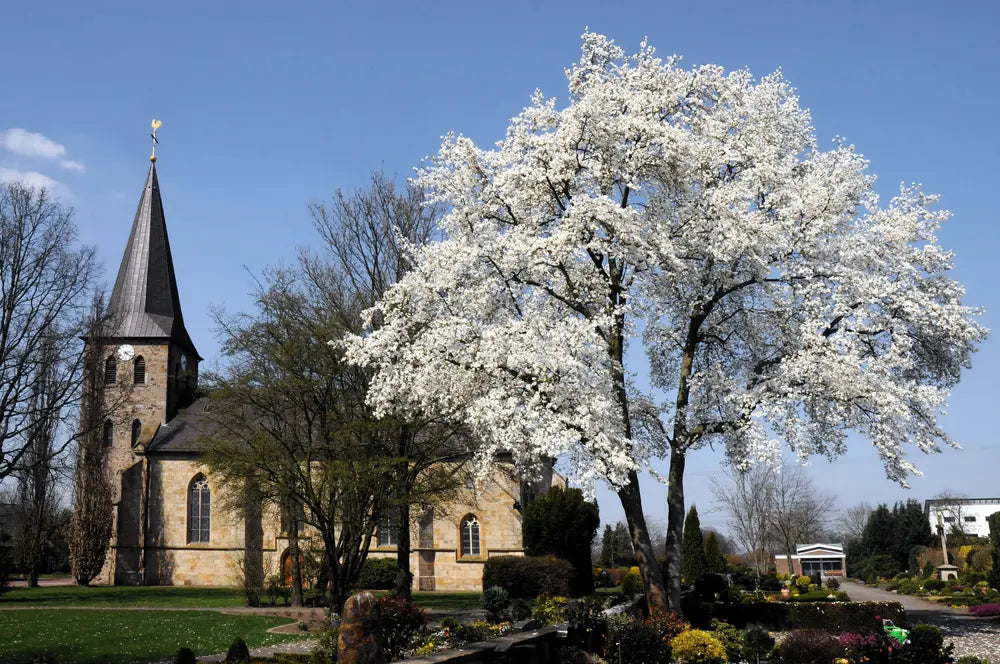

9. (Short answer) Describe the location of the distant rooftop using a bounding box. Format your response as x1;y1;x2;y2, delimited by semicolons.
924;498;1000;508
796;543;843;554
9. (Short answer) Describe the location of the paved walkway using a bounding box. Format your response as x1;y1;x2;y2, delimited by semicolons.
7;576;76;588
841;581;1000;659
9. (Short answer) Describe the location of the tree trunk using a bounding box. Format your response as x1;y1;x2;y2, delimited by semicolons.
393;432;413;600
323;531;344;613
618;470;668;613
288;519;303;607
394;491;412;599
664;445;686;612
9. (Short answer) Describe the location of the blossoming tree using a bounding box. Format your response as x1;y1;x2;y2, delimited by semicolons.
348;33;986;611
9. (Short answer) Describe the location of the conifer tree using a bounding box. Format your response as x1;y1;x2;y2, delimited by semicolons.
705;531;726;575
599;524;615;567
891;499;931;571
522;486;600;595
682;506;708;583
613;522;634;567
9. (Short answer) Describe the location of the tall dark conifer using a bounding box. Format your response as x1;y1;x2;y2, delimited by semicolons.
681;506;708;583
705;531;726;574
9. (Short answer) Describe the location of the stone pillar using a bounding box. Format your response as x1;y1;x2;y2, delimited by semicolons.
337;592;384;664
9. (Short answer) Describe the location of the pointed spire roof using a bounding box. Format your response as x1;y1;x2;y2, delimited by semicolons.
108;162;200;359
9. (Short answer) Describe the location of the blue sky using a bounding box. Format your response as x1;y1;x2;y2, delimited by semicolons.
2;1;998;535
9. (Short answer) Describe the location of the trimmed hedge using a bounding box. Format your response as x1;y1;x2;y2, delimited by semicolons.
357;557;397;590
482;555;573;598
685;600;906;632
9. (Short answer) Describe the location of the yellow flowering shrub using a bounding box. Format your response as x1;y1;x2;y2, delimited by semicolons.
670;629;727;664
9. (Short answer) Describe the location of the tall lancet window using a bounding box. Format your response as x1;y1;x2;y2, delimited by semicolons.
131;419;142;446
104;356;117;385
187;474;211;543
460;514;481;557
133;356;145;384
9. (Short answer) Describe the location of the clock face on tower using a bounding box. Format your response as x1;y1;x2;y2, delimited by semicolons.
116;344;135;362
180;354;188;371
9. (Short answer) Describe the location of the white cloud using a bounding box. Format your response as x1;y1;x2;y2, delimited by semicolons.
59;159;86;173
0;128;86;173
0;128;66;159
0;167;66;196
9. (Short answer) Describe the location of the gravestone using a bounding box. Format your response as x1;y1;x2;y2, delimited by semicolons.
337;592;385;664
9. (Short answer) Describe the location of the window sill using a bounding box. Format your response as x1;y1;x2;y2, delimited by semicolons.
456;554;487;563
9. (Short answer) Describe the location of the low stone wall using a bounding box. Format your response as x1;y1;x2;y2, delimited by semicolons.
403;626;561;664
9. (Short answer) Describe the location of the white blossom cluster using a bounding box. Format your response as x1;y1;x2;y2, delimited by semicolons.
346;33;986;491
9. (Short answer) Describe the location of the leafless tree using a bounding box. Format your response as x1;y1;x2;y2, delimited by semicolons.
310;171;470;599
711;464;775;579
765;463;836;576
68;294;122;586
11;338;69;586
930;490;969;535
840;502;874;544
0;182;98;484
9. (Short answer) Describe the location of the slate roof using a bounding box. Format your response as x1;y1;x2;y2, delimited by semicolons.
146;397;215;453
108;163;200;359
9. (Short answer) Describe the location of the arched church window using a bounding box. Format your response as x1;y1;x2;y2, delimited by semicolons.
131;419;142;446
460;514;481;557
187;474;211;543
102;420;113;446
133;356;145;384
104;356;117;385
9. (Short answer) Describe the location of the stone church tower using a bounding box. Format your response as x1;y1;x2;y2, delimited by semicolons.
93;156;202;584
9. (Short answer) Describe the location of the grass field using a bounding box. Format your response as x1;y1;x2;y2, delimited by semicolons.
0;609;309;664
409;591;481;610
0;585;482;610
0;585;245;608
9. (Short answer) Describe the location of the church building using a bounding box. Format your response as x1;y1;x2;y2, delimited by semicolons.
90;151;563;590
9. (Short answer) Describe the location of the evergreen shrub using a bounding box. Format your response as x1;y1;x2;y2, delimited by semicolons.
532;593;570;625
603;614;671;663
708;619;743;663
357;557;397;590
701;600;905;632
670;629;727;664
741;624;774;663
173;648;197;664
482;555;573;598
224;637;250;663
621;569;642;596
924;578;946;592
893;624;954;664
481;585;510;622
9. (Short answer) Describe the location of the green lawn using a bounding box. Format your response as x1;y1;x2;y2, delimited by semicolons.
0;585;245;608
0;609;309;664
0;584;483;612
409;591;481;610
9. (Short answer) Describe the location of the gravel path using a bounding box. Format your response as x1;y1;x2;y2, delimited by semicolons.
841;581;1000;660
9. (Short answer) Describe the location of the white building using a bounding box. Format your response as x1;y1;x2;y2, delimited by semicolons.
924;498;1000;538
775;543;846;578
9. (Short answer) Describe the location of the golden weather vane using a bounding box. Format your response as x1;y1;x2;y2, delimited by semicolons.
150;119;162;162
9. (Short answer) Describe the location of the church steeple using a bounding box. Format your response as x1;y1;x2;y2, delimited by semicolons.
108;160;200;359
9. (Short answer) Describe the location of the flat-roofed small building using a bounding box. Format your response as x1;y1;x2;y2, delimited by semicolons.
775;543;846;578
924;498;1000;538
